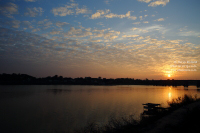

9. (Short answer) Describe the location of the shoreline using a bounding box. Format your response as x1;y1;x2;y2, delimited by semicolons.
141;100;200;133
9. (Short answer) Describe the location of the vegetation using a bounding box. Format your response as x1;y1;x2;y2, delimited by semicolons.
167;94;199;109
1;73;200;86
76;94;200;133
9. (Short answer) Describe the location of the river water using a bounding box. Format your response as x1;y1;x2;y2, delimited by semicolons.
0;85;199;133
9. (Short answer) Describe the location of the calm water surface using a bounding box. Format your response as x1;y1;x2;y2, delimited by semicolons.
0;85;199;133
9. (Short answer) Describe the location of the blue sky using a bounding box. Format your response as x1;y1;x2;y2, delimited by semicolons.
0;0;199;79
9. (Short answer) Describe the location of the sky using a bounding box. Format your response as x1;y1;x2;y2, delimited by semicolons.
0;0;199;80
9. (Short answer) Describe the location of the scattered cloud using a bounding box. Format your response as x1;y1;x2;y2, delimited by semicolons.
154;18;165;21
133;22;141;25
52;6;74;16
122;35;140;38
11;20;20;28
24;0;37;2
179;31;200;37
91;9;110;19
56;22;69;27
32;28;40;32
50;30;61;35
143;21;149;23
104;0;113;4
105;11;137;20
138;0;170;7
76;6;91;15
52;2;90;16
148;0;170;7
138;0;152;3
22;21;33;29
91;10;137;20
0;2;18;18
24;7;44;17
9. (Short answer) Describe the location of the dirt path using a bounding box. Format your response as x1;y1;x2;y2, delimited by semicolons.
142;101;200;133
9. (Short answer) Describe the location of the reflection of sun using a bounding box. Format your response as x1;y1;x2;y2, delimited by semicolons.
168;92;172;98
168;74;171;77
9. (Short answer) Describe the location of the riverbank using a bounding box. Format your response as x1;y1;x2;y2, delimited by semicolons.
78;95;200;133
141;100;200;133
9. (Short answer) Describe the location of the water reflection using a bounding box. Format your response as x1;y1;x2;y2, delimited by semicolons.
0;85;200;133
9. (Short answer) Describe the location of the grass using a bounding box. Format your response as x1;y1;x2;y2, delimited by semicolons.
167;94;198;110
76;94;200;133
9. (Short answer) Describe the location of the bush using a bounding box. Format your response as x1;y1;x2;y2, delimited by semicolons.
167;94;198;109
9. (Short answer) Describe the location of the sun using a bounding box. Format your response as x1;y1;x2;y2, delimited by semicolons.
168;74;171;77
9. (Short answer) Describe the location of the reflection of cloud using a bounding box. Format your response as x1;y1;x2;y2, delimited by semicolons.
0;3;18;18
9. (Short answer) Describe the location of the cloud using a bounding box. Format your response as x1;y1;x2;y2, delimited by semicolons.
63;27;94;38
138;0;170;7
56;22;69;27
24;7;44;17
50;30;61;35
122;35;140;38
154;18;165;21
133;22;141;25
76;6;91;15
22;21;33;29
0;3;18;18
138;0;152;3
32;28;40;32
179;31;200;37
143;21;149;23
24;0;37;2
91;10;137;20
0;27;199;79
148;0;170;7
11;20;20;28
91;9;110;19
52;6;74;16
90;28;120;41
52;2;90;16
104;0;113;5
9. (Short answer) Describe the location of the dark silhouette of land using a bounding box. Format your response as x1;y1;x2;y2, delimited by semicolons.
0;73;200;87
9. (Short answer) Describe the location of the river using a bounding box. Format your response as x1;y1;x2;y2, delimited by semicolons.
0;85;199;133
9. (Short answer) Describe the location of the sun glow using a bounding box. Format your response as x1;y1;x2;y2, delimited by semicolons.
168;74;171;77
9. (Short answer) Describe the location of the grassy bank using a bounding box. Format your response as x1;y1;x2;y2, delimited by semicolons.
76;94;200;133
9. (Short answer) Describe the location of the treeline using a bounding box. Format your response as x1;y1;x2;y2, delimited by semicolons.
0;73;200;87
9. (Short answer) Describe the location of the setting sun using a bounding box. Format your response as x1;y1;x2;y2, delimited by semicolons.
168;74;171;77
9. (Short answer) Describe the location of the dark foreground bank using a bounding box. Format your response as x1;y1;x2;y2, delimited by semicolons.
76;95;200;133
